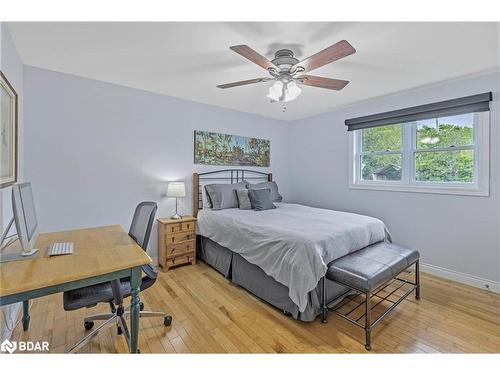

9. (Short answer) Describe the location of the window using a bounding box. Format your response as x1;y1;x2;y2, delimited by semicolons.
359;124;403;181
350;111;490;196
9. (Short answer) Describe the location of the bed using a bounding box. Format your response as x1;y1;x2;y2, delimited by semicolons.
192;169;389;321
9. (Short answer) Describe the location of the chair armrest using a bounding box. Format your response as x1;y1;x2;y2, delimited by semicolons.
142;264;158;280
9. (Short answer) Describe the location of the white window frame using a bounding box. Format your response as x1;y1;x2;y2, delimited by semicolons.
348;111;490;196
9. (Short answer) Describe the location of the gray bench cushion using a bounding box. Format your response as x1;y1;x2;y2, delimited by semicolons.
326;242;419;292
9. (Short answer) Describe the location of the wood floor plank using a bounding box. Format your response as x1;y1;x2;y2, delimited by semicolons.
8;261;500;353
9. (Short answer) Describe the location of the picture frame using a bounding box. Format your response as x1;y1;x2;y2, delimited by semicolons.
194;130;270;167
0;70;18;188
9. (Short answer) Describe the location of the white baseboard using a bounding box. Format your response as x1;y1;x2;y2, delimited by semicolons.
420;262;500;294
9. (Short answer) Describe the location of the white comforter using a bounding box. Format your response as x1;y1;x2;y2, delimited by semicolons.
196;203;388;312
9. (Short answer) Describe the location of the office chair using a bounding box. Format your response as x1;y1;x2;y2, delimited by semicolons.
63;201;172;353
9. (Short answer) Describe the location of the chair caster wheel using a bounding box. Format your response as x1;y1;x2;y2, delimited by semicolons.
164;316;173;326
136;349;140;354
139;302;144;311
84;321;94;330
321;319;327;324
365;345;372;351
117;326;123;335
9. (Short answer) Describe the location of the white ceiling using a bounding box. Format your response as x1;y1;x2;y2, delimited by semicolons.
7;22;500;121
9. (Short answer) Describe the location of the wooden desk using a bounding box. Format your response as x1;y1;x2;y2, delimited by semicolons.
0;225;151;353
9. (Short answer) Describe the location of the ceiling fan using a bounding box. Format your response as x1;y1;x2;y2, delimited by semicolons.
216;40;356;103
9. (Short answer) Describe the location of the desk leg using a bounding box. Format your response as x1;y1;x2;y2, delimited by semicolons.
129;267;141;353
22;300;30;331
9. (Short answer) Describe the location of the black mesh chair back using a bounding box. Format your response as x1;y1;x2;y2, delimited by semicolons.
129;201;157;250
109;201;158;305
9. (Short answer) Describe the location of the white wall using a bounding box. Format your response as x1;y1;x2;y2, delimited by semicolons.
288;72;500;285
0;23;24;342
23;66;290;257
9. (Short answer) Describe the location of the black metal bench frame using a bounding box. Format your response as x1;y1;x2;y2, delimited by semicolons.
321;260;421;351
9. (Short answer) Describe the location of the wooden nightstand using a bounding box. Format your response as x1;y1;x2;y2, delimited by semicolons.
157;216;197;271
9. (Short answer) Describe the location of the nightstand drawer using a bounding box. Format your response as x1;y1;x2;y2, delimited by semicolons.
167;221;196;234
166;252;195;268
166;231;195;244
166;240;195;258
181;221;195;232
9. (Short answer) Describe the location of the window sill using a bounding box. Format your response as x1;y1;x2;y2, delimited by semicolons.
349;182;489;197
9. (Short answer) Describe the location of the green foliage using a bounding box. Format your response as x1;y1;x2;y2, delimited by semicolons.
362;124;402;152
362;154;401;180
361;124;402;180
361;122;474;182
416;123;473;149
415;150;473;182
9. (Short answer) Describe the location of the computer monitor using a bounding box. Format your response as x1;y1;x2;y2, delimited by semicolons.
11;182;39;256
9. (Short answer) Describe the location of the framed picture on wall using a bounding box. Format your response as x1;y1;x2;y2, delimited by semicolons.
0;71;18;188
194;130;270;167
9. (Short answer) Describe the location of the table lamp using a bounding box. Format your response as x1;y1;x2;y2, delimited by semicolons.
167;181;186;220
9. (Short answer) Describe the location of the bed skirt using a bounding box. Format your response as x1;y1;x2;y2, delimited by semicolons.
197;235;350;322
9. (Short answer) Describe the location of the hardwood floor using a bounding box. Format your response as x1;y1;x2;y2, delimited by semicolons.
10;261;500;353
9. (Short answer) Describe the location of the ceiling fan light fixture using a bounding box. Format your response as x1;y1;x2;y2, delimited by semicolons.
267;80;301;102
267;80;284;101
285;81;301;101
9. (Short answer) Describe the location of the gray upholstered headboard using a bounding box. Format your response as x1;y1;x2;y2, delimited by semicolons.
192;169;272;217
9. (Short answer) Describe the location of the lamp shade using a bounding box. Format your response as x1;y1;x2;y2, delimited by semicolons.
167;181;186;198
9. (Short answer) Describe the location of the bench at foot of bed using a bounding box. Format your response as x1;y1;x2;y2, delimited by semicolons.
321;242;421;351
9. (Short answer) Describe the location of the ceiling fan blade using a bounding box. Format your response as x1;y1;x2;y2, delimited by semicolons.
229;45;278;71
296;75;350;90
217;78;270;89
292;40;356;73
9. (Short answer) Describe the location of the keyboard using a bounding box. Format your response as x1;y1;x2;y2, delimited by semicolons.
48;242;74;256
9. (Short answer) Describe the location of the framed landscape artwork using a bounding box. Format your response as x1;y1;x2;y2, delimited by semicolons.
0;71;18;188
194;130;270;167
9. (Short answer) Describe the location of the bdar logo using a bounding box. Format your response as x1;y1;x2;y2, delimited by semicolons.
0;339;17;354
